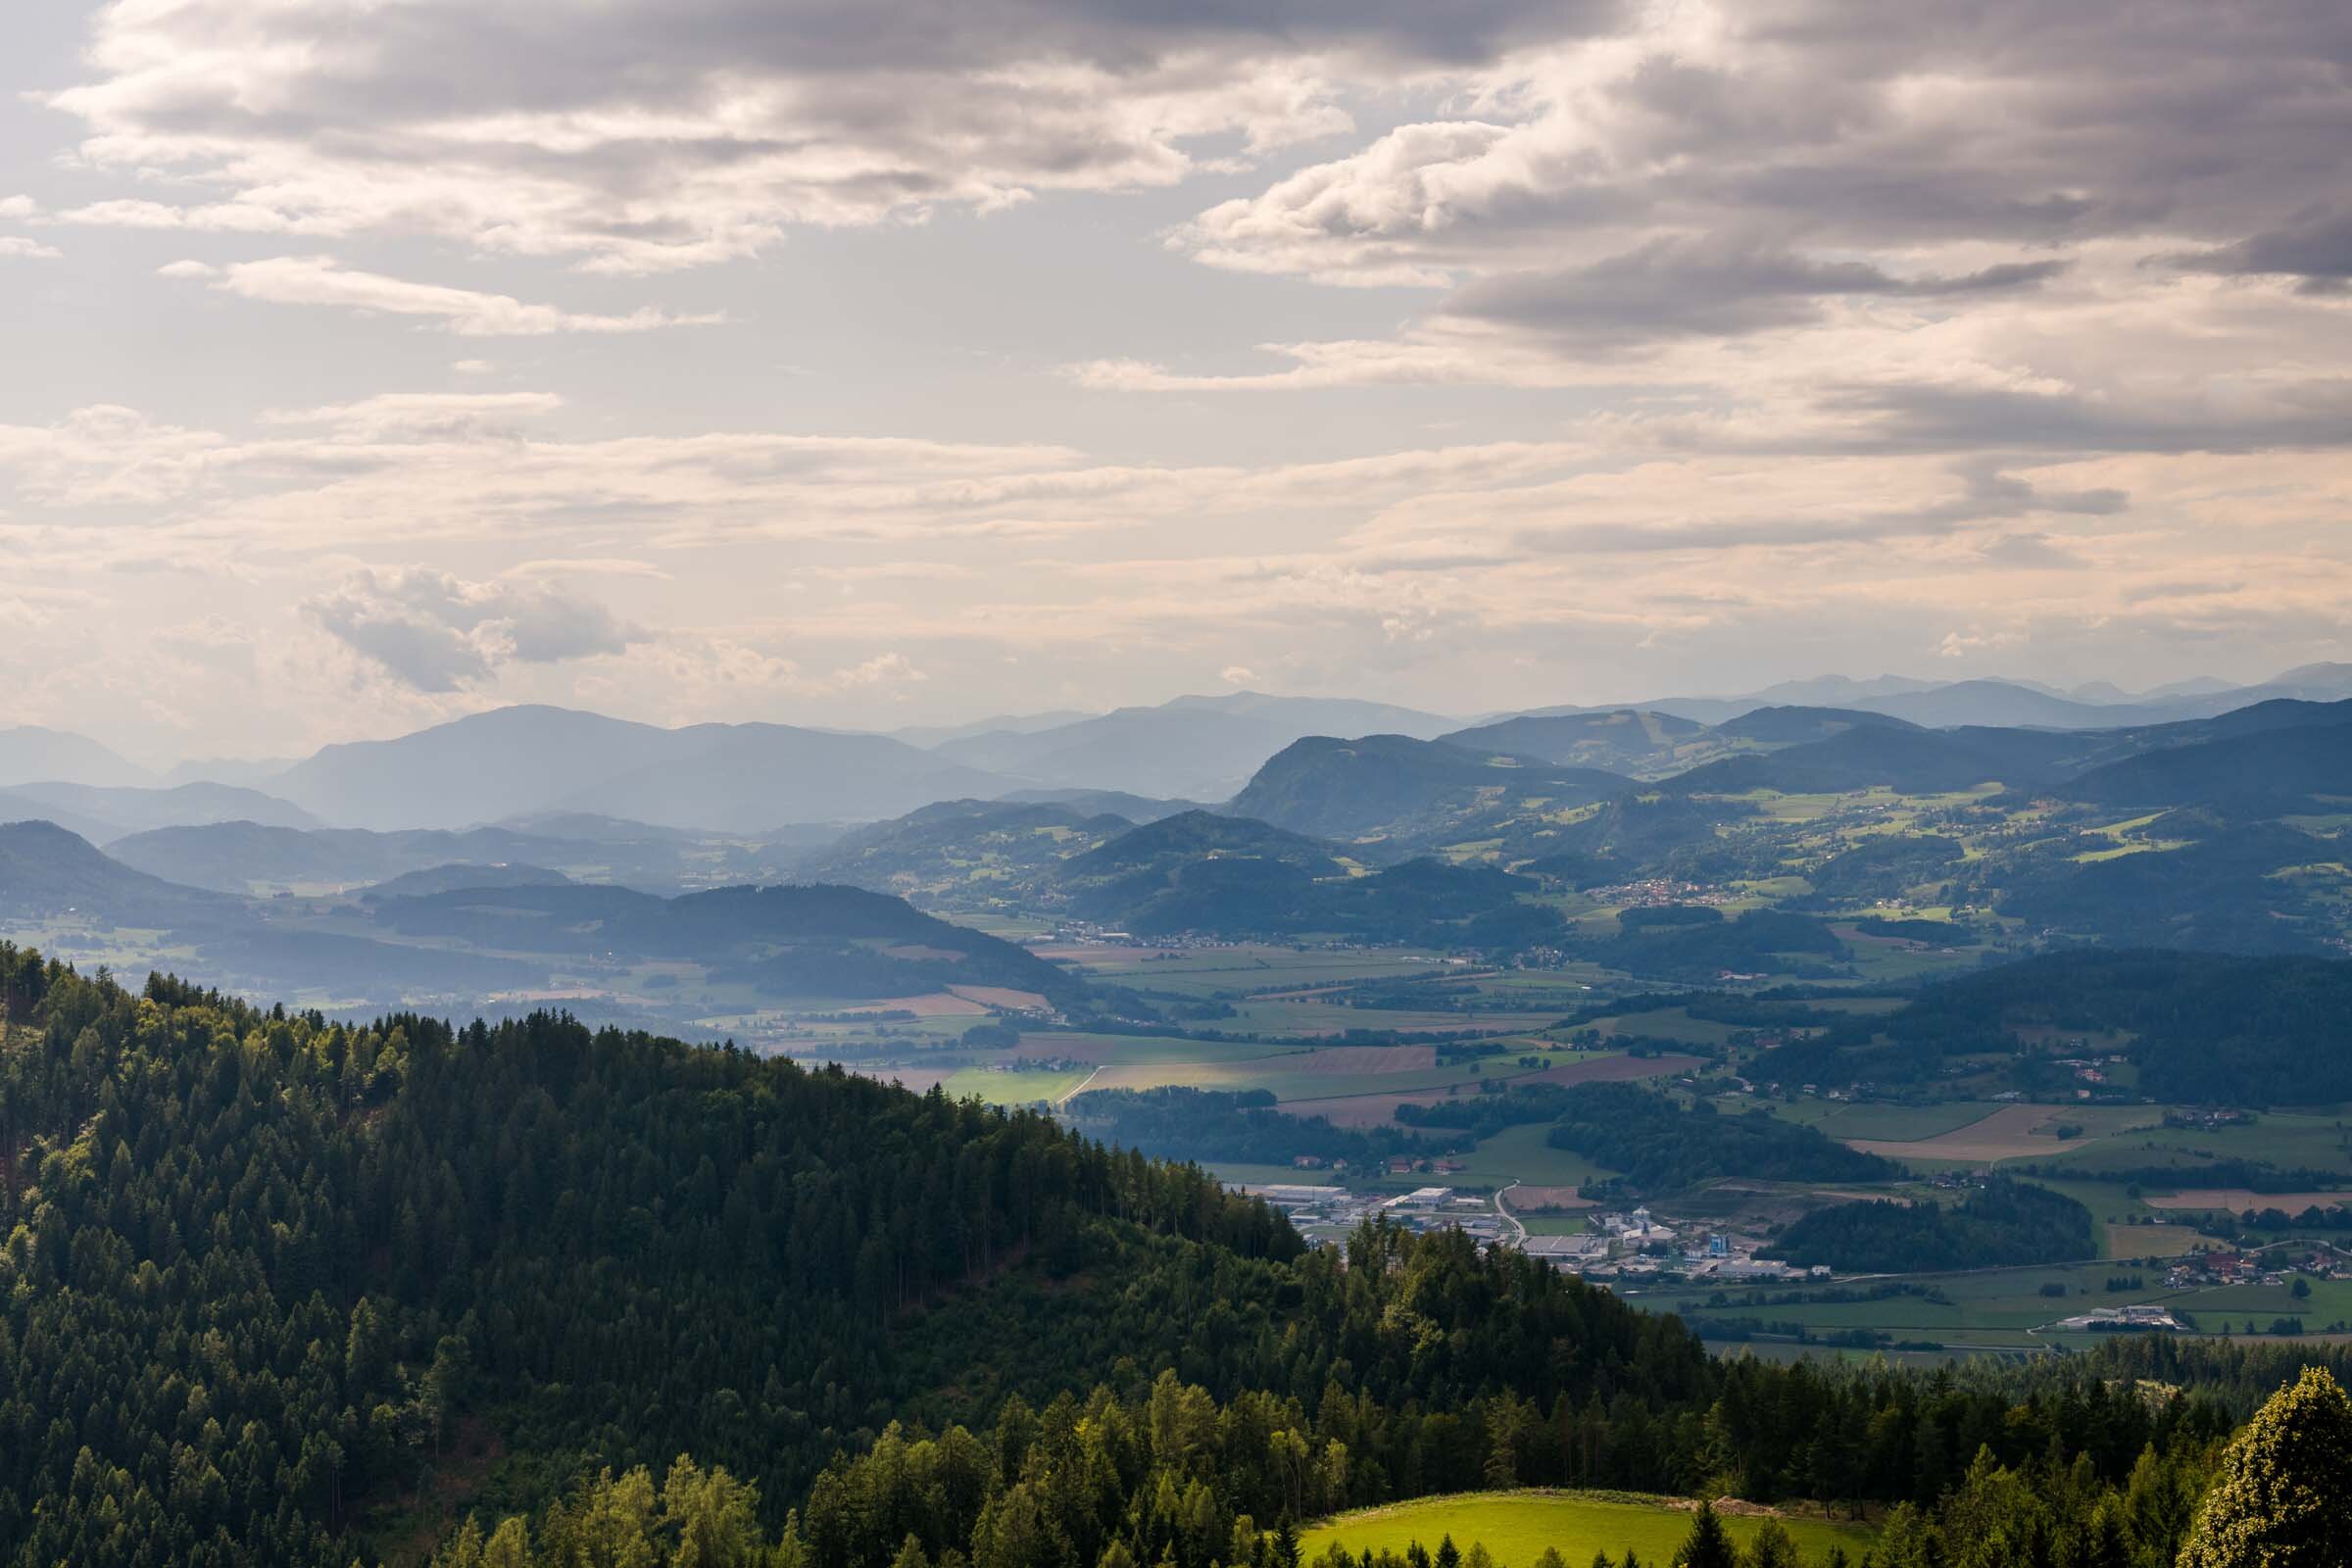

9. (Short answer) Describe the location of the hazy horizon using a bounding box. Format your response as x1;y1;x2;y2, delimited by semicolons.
6;0;2350;760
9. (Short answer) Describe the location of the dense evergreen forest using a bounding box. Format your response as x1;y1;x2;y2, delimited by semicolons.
1542;1085;1901;1193
1063;1087;1425;1168
1762;951;2352;1103
0;940;2344;1568
1762;1180;2097;1274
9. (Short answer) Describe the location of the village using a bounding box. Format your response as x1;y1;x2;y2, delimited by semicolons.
1235;1180;1829;1285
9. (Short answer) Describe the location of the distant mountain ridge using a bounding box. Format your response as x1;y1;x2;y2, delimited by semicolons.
267;705;1011;832
0;780;320;844
0;726;152;789
930;692;1461;800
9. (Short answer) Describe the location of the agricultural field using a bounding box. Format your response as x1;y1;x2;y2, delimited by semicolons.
1842;1102;2162;1166
1301;1492;1877;1568
1630;1246;2352;1357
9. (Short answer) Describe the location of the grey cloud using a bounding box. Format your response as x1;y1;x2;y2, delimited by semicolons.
305;566;640;692
2174;208;2352;293
1444;240;2067;347
1182;0;2352;291
1813;380;2352;456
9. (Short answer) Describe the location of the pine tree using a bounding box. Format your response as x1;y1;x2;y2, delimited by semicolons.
1672;1504;1738;1568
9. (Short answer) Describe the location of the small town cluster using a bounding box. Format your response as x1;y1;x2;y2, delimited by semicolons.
1239;1183;1829;1283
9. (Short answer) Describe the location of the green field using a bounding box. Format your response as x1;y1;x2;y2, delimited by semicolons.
1737;1097;2008;1142
1301;1492;1876;1567
1446;1122;1621;1191
934;1067;1095;1105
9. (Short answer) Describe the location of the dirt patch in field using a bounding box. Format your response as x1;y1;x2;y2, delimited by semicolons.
1288;1045;1438;1074
2143;1189;2352;1212
846;992;990;1016
2108;1222;2204;1256
1509;1185;1593;1210
1277;1053;1702;1127
948;984;1051;1010
1847;1103;2108;1163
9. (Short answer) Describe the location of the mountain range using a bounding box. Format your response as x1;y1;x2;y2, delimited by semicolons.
8;662;2352;839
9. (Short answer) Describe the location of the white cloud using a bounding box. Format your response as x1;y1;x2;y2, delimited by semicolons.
0;237;61;261
167;255;722;334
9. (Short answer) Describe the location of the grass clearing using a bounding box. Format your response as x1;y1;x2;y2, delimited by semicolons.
1301;1491;1876;1568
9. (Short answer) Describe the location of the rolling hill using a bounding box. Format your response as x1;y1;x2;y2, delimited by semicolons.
1228;734;1626;849
105;817;751;896
0;779;320;841
369;879;1083;1001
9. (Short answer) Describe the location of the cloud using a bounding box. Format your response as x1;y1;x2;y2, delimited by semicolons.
167;256;721;334
261;390;568;440
42;0;1613;273
0;238;62;261
303;565;643;691
1442;241;2067;348
828;652;928;691
2173;208;2352;293
452;359;496;375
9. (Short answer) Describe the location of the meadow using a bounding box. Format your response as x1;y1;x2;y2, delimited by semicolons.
1300;1492;1877;1567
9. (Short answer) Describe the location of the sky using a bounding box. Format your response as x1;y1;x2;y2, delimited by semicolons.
3;0;2349;764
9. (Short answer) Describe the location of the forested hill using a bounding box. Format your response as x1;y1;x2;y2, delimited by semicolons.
0;943;1709;1568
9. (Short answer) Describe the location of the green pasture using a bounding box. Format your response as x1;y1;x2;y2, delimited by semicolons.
2033;1110;2352;1184
1025;1033;1299;1067
1301;1492;1876;1568
1445;1122;1622;1191
933;1067;1095;1105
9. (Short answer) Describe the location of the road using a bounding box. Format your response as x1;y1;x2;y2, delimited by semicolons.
1495;1179;1530;1247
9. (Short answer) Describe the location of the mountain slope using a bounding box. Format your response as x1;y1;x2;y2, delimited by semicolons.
270;705;1012;831
793;798;1138;907
1439;709;1705;772
1667;722;2087;795
1228;734;1626;848
0;819;233;923
2056;721;2352;814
